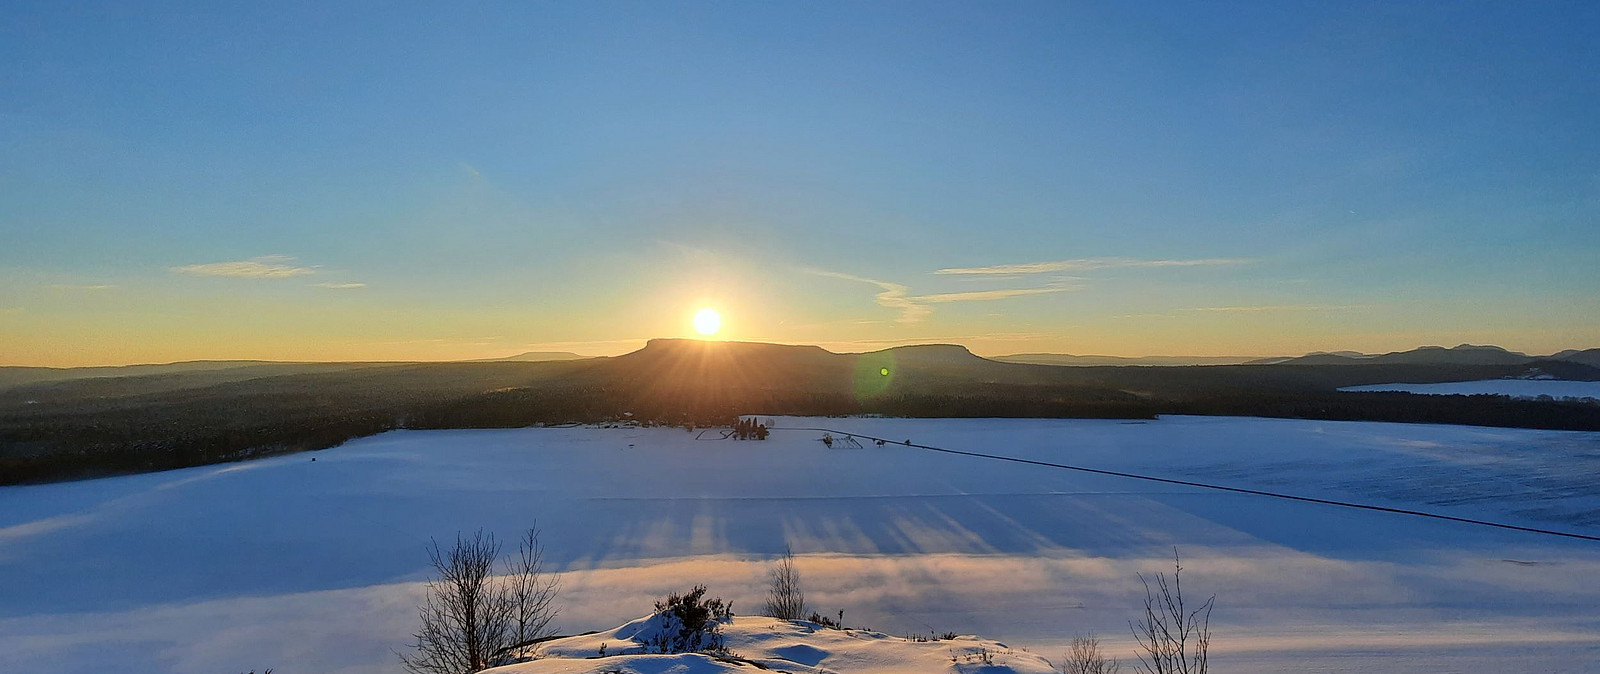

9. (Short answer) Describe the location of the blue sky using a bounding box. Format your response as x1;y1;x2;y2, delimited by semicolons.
3;1;1597;365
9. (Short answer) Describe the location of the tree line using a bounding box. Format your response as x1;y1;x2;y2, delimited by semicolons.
5;376;1598;485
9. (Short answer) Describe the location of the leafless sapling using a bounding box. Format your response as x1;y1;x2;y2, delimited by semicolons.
762;544;807;620
1059;632;1121;674
401;530;513;674
401;527;562;674
1129;549;1212;674
503;526;561;650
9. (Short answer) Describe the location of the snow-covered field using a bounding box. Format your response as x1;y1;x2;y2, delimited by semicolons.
1341;379;1600;401
3;416;1599;673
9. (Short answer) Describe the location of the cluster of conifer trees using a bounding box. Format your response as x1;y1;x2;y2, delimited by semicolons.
731;417;769;440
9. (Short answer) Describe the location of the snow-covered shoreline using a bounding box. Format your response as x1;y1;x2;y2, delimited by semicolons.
1340;379;1600;401
3;416;1598;673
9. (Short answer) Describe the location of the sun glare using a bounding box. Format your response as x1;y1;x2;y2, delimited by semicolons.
693;308;722;336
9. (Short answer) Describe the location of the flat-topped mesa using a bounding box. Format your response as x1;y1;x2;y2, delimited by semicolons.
634;338;833;358
866;343;985;363
621;340;997;373
632;339;985;359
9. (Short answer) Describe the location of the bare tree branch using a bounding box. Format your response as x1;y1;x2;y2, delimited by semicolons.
1130;549;1213;674
763;545;807;620
504;526;561;650
1060;632;1122;674
400;526;561;674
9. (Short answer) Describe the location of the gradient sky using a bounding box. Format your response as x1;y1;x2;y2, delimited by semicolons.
3;1;1598;366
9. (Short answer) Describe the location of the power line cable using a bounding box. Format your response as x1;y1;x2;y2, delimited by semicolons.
769;425;1600;544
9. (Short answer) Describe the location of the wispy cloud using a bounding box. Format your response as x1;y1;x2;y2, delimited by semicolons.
313;282;367;290
806;270;930;323
916;286;1074;303
170;255;317;279
936;257;1251;275
48;284;117;291
806;269;1072;324
1184;304;1366;312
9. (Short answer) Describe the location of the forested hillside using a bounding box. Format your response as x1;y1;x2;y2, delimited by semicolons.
4;339;1599;484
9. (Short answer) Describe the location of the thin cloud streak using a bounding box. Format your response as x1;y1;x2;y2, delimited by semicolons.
936;257;1251;275
805;268;1070;324
1185;304;1367;312
48;284;117;291
805;269;930;324
170;255;317;279
313;282;367;289
917;286;1075;303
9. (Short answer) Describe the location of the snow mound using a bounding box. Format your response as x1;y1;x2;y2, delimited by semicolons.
488;615;1057;674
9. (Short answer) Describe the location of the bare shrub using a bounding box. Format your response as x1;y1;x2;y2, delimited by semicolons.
1129;550;1212;674
505;527;561;648
401;530;511;674
762;545;806;620
1059;633;1121;674
400;527;561;674
807;609;845;629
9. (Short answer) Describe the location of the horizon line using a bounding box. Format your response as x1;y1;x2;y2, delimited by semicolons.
4;338;1595;370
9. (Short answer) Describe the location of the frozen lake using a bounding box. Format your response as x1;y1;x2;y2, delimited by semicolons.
2;416;1598;673
1341;379;1600;401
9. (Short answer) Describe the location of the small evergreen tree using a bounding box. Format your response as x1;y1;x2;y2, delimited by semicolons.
648;585;733;654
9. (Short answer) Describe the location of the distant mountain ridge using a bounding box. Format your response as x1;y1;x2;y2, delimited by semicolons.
997;344;1600;369
0;352;589;392
469;351;588;362
0;360;394;392
1256;344;1600;368
1549;348;1600;368
995;353;1267;366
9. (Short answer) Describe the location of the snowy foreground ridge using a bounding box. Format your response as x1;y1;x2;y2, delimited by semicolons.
490;614;1055;674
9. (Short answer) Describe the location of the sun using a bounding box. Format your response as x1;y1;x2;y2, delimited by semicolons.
692;308;722;336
